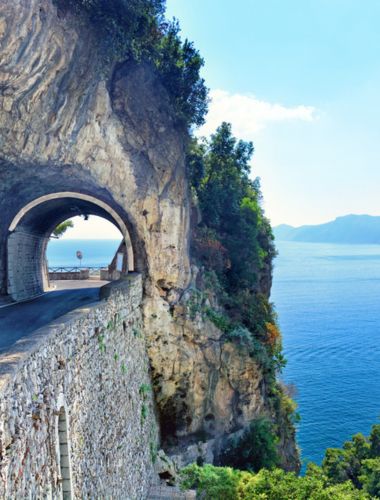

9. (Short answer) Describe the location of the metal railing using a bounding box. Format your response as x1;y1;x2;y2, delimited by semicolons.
49;266;106;272
48;266;107;276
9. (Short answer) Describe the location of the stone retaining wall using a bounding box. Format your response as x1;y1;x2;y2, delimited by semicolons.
7;231;48;301
48;269;90;281
0;274;159;498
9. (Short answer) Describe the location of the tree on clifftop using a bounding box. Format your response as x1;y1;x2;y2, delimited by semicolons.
190;123;277;335
55;0;208;126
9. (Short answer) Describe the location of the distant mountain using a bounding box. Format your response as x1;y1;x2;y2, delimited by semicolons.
274;215;380;244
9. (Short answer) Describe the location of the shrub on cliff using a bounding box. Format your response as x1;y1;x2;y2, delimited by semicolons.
188;123;284;377
321;424;380;495
190;123;275;292
180;463;368;499
56;0;165;58
189;123;276;327
188;123;298;468
181;464;240;500
55;0;208;126
151;20;209;126
218;417;280;472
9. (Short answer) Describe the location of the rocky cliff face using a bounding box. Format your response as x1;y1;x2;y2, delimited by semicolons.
0;0;298;472
144;265;299;472
145;266;266;454
0;0;189;294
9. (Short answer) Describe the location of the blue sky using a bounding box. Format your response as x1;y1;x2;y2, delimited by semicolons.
166;0;380;226
64;1;380;239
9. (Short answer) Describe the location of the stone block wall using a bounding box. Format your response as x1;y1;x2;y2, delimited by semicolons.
7;231;47;301
48;269;90;281
0;274;159;498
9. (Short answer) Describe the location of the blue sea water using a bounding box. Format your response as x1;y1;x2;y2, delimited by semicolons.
272;241;380;468
46;239;121;267
47;238;380;467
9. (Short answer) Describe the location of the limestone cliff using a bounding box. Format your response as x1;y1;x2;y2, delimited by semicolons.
144;263;299;472
0;0;299;475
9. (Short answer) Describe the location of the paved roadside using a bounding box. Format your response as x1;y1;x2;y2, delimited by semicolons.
0;281;108;354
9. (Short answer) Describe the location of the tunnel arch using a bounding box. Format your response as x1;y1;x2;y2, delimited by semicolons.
7;192;136;302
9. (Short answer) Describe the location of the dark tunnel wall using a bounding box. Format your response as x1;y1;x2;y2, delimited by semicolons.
0;162;140;300
7;195;134;301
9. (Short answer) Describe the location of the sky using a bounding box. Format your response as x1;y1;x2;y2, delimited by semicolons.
64;0;380;239
60;216;122;239
165;0;380;226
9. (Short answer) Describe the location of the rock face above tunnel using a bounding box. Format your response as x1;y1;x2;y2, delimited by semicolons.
0;0;299;476
0;0;190;297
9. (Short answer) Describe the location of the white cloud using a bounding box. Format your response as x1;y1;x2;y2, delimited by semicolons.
198;89;317;139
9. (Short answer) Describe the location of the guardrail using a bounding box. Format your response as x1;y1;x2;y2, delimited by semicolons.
48;266;106;272
48;267;108;279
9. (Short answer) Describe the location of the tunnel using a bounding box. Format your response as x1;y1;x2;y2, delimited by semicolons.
7;192;135;302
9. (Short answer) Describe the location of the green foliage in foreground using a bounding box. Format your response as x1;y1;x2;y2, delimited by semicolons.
181;464;368;499
55;0;208;126
181;424;380;499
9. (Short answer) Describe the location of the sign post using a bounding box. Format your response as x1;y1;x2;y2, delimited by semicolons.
76;250;83;268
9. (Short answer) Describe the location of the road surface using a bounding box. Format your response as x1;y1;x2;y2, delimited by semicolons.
0;281;107;354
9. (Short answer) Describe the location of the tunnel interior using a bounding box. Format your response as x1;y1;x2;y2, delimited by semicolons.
7;193;135;302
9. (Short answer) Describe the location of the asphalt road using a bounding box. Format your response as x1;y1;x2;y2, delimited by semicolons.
0;281;107;354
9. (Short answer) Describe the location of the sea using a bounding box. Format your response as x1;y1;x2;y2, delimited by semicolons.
47;238;380;468
272;240;380;469
46;239;122;268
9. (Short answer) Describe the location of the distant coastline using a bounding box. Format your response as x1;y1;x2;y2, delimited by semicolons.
274;214;380;244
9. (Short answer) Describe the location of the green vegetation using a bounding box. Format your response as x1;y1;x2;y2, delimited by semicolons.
189;122;276;292
182;464;368;499
188;123;296;456
133;328;142;338
189;123;279;362
55;0;208;126
226;326;273;371
141;403;148;422
204;307;232;333
139;383;151;396
321;425;380;496
152;20;208;126
181;424;380;499
181;465;241;499
97;334;106;353
52;220;73;238
219;417;280;472
140;383;151;423
150;440;158;464
55;0;165;61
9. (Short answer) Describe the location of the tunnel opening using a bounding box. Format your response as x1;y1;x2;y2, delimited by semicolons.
46;215;124;282
7;192;136;302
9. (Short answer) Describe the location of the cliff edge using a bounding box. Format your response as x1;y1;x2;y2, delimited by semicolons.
0;0;299;482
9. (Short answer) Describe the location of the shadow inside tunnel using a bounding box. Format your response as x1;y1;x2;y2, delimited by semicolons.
0;282;107;354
